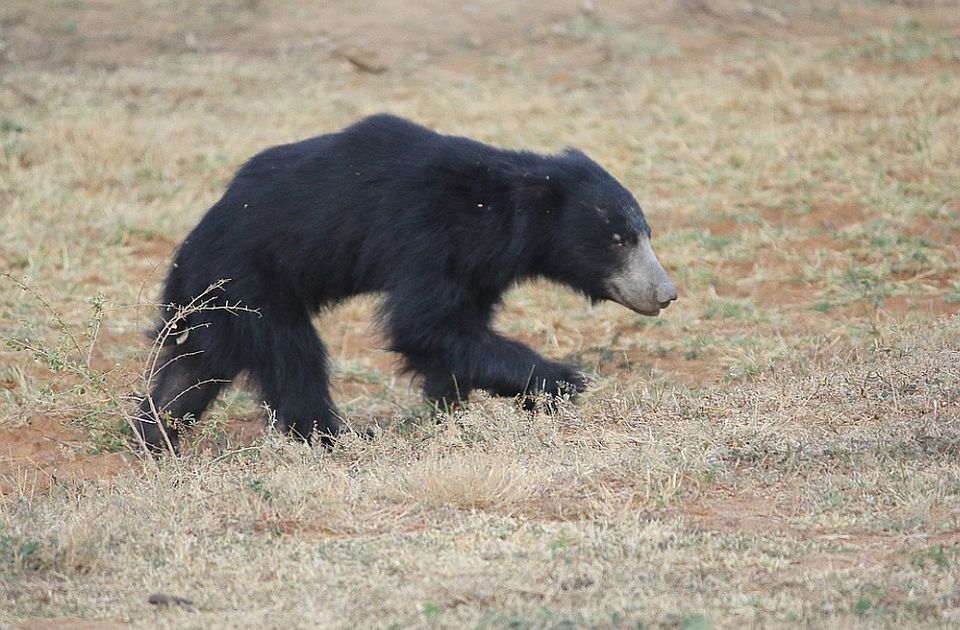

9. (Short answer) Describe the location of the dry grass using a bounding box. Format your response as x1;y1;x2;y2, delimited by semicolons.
2;318;958;627
1;1;960;627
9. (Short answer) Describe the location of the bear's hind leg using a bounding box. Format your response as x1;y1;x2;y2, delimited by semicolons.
245;315;340;445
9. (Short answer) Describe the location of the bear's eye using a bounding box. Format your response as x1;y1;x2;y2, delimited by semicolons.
611;232;638;248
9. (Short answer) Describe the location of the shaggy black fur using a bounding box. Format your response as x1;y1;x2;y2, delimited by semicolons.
136;114;652;451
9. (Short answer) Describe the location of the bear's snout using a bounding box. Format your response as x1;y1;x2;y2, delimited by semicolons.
604;237;676;317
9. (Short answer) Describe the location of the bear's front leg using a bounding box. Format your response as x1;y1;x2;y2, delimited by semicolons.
518;358;589;408
415;333;586;409
418;339;586;404
385;285;587;408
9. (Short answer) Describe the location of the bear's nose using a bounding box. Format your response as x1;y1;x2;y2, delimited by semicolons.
656;281;678;309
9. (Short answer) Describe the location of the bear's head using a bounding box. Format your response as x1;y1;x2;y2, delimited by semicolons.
519;149;677;317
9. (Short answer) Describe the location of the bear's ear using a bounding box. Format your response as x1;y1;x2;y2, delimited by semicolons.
510;168;564;215
562;147;590;162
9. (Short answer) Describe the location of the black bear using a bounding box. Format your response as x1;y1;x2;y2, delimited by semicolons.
136;114;677;452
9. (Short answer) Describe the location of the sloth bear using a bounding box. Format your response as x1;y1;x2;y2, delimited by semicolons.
136;114;677;451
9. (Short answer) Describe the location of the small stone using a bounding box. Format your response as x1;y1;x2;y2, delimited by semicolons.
148;592;194;608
